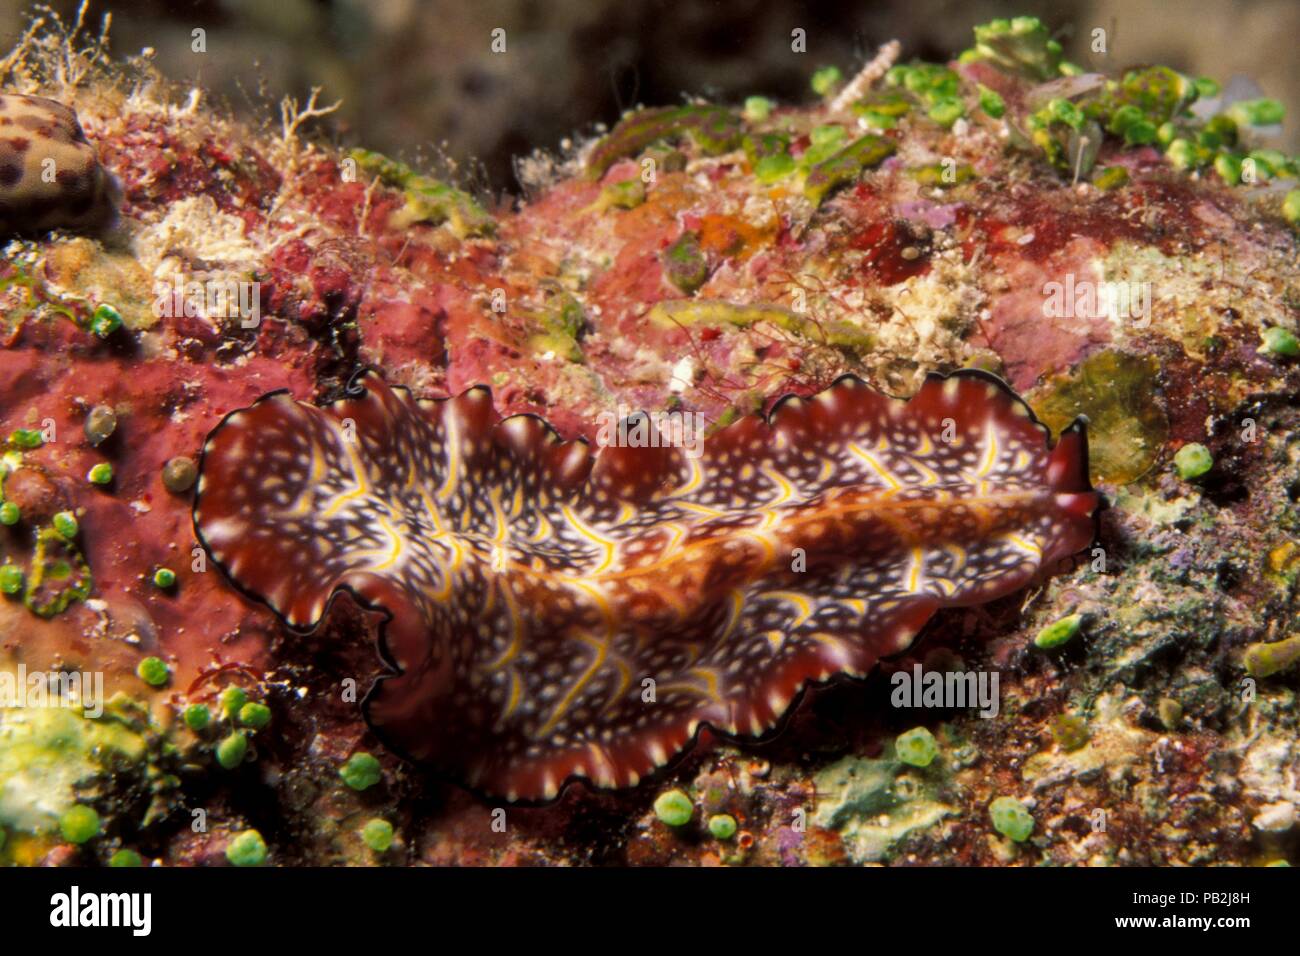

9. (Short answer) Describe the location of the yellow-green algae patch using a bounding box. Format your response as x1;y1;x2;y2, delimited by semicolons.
584;104;743;180
647;298;874;354
1111;486;1194;526
812;747;955;863
350;148;494;238
1030;350;1168;484
24;527;92;618
521;286;588;363
801;134;897;206
1244;635;1300;678
0;704;146;862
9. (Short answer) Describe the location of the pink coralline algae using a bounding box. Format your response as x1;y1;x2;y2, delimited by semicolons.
194;369;1098;800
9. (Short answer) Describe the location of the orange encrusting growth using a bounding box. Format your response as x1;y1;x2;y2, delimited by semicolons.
193;368;1099;801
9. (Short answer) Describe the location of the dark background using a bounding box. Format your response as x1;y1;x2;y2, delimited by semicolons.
4;0;1297;190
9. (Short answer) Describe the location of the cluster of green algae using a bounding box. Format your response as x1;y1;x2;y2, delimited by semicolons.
0;692;181;865
0;446;92;619
585;15;1300;219
585;98;896;209
0;670;293;864
593;15;1296;475
557;17;1300;448
965;17;1299;195
0;249;157;620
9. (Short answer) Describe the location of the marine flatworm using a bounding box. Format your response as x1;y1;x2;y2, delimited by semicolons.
193;369;1099;801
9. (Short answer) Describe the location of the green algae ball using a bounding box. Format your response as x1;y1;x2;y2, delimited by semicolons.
989;796;1034;842
1093;166;1129;191
52;511;78;539
0;501;19;525
1047;97;1083;129
743;96;774;122
136;656;170;687
895;726;940;767
10;428;43;449
90;303;122;338
109;848;143;867
362;818;395;852
152;567;176;589
1157;697;1184;731
927;97;965;127
1034;613;1083;649
600;178;645;210
810;124;845;147
977;85;1005;118
1260;326;1300;357
708;813;738;840
340;752;382;791
239;702;271;729
1284;190;1300;226
0;563;22;595
754;153;796;183
662;232;708;293
1244;635;1300;679
226;829;267;867
1051;714;1090;751
59;805;100;844
653;789;694;827
183;703;211;731
1215;153;1244;185
1174;443;1213;480
216;731;249;769
1228;97;1285;127
1122;120;1157;146
811;66;842;96
220;686;248;718
86;462;113;485
1165;138;1198;171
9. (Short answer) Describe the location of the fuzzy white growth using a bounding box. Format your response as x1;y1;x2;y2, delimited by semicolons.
830;39;902;114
